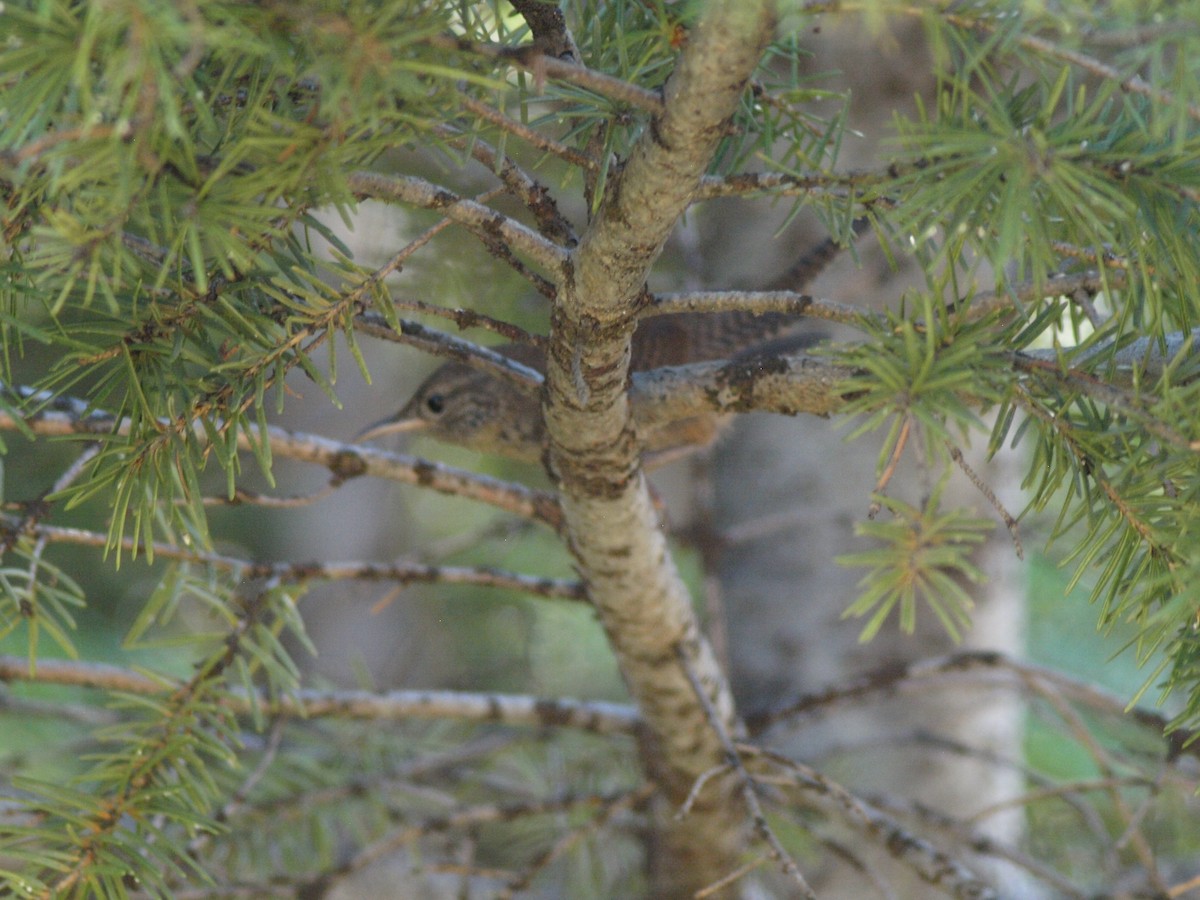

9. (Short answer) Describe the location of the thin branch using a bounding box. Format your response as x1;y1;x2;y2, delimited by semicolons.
0;655;641;735
1022;326;1200;385
1113;764;1170;856
818;837;899;900
327;791;638;888
864;792;1090;899
970;774;1157;821
428;35;664;114
953;270;1129;321
907;729;1114;845
345;171;570;274
870;412;910;508
16;522;585;601
1171;872;1200;898
269;431;565;527
947;442;1023;559
375;181;559;299
464;223;560;299
1081;21;1200;48
0;691;116;726
200;480;341;508
354;312;544;393
1023;672;1169;893
746;649;1200;761
675;642;817;899
1012;352;1190;453
434;123;577;246
407;516;537;565
371;289;548;345
457;91;599;173
694;168;900;203
749;746;997;900
646;289;866;327
964;20;1200;125
630;350;854;428
186;720;287;858
241;733;518;818
303;561;583;601
0;401;563;529
694;855;770;899
367;185;479;282
498;784;654;898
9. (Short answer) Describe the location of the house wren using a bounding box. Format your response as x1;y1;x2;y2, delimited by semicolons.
358;309;818;463
360;226;861;461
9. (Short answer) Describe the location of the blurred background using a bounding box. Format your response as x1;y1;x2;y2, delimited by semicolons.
3;11;1196;898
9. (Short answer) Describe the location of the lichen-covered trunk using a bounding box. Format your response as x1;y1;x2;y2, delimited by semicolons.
543;3;779;894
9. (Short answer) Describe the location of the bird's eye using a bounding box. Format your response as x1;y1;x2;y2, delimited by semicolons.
424;393;445;416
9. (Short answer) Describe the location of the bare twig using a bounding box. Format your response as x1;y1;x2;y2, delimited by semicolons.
9;521;586;601
694;168;900;204
986;25;1200;125
947;443;1023;559
428;35;663;115
646;289;866;327
906;730;1112;844
694;855;770;899
0;655;641;734
1023;673;1169;893
200;480;341;508
864;792;1089;899
354;312;544;394
434;122;577;245
498;784;654;897
870;413;911;511
675;643;817;899
345;171;570;274
1170;872;1200;898
951;270;1129;321
377;292;547;348
746;650;1200;762
457;91;599;173
331;791;642;885
186;720;288;856
243;733;518;819
0;402;563;529
750;746;997;900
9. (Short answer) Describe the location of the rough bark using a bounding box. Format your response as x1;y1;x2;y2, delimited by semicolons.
542;2;778;893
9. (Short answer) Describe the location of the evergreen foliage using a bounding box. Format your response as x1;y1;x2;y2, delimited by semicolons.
1;0;1199;895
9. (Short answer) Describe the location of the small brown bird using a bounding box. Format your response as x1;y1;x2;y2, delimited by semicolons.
357;311;818;463
359;225;864;462
359;341;548;462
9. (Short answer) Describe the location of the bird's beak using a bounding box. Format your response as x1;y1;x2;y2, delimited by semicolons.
355;415;427;444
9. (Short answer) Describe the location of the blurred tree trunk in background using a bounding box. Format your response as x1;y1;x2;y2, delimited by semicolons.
709;22;1037;896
